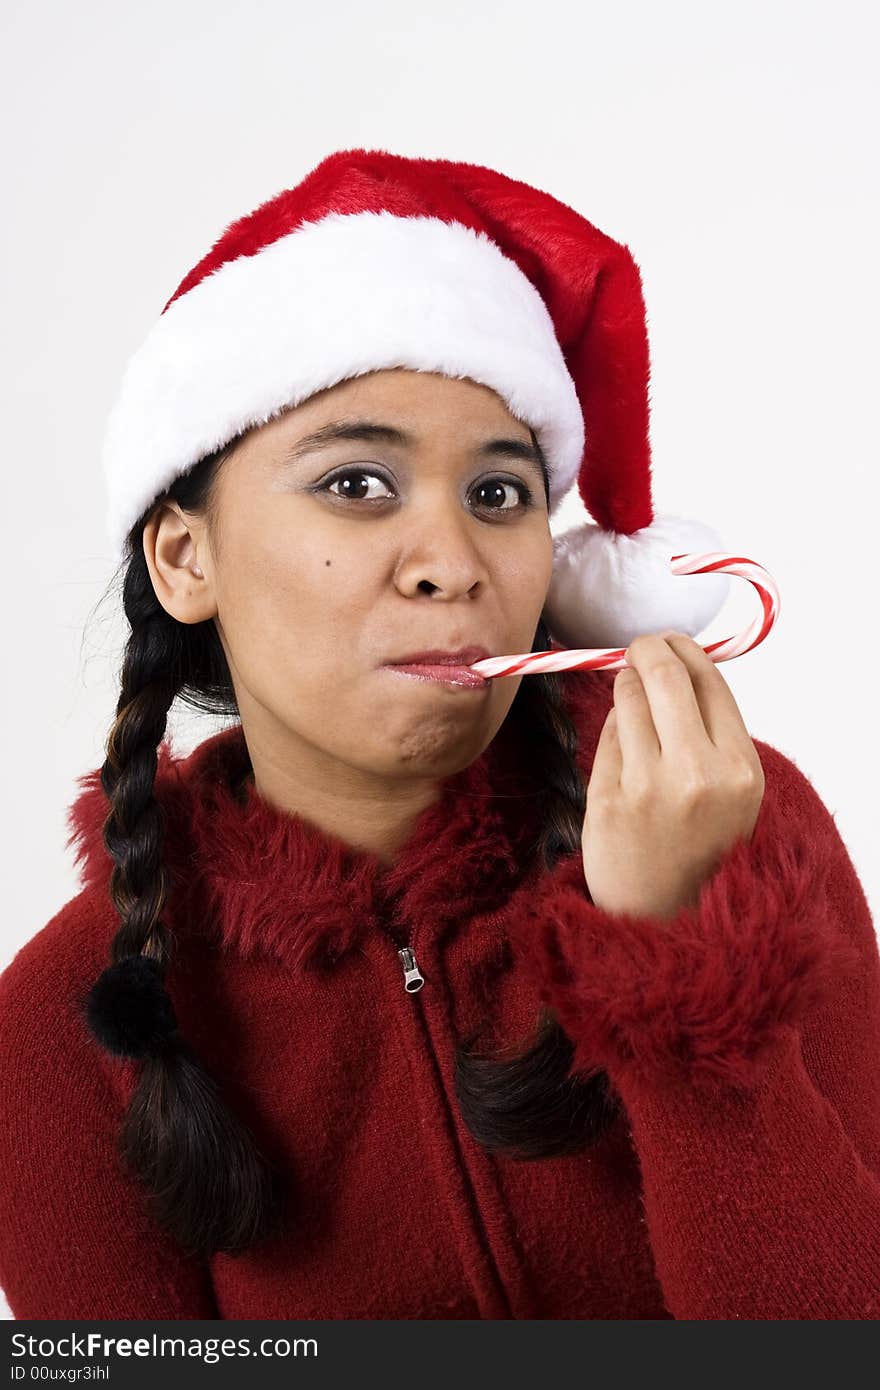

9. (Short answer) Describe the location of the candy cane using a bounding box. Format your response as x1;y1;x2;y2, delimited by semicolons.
469;552;780;679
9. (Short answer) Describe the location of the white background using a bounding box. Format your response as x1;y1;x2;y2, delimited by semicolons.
1;0;877;1321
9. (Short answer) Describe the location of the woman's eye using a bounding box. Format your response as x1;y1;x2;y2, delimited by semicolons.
470;478;533;512
321;469;394;502
315;468;533;512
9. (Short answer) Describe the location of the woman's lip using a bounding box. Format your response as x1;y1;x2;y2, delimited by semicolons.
384;663;490;689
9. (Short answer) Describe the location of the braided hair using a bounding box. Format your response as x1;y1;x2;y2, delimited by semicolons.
84;429;620;1260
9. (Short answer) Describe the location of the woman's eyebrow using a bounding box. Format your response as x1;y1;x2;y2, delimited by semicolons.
282;419;546;472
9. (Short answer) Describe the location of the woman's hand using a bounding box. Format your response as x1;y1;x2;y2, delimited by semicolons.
581;631;766;921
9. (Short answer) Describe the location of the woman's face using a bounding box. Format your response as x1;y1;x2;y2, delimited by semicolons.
160;367;555;782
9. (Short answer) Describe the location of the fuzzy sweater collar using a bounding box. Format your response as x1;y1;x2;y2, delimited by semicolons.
66;674;615;971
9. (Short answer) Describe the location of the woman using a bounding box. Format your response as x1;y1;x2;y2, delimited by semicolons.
1;148;878;1320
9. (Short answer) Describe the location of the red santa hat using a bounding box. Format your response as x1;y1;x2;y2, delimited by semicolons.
102;147;730;649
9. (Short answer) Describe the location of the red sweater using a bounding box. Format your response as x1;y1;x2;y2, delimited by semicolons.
1;671;879;1320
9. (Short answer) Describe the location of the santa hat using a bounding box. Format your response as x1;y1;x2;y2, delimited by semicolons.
101;147;730;649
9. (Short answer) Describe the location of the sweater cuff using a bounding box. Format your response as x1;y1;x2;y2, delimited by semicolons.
506;780;861;1095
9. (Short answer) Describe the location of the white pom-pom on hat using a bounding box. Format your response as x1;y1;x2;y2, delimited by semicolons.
544;513;732;651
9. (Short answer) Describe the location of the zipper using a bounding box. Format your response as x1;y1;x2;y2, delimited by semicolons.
397;945;425;993
370;905;516;1316
383;916;426;992
384;901;510;993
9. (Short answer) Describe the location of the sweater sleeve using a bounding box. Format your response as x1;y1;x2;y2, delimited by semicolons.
0;891;220;1320
506;736;880;1319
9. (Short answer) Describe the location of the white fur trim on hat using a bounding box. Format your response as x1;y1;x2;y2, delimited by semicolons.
101;210;586;564
542;513;732;650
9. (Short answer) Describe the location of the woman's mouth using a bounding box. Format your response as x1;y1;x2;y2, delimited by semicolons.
383;662;490;690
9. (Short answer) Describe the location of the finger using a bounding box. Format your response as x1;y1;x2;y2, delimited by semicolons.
613;666;661;766
662;633;753;750
622;634;710;756
586;704;623;803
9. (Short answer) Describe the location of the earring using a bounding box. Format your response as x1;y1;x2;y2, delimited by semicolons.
192;565;204;578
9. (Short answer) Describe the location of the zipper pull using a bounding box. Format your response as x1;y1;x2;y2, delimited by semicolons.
397;946;425;993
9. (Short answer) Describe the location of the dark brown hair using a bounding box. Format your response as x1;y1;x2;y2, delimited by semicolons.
85;425;620;1259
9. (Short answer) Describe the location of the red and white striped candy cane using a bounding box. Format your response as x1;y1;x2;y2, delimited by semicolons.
469;552;780;679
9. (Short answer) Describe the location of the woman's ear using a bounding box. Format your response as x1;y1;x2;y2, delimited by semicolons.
142;503;215;625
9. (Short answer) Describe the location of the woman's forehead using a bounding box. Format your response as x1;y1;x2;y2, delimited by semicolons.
230;371;545;480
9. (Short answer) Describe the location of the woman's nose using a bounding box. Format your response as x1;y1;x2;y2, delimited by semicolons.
394;507;490;595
